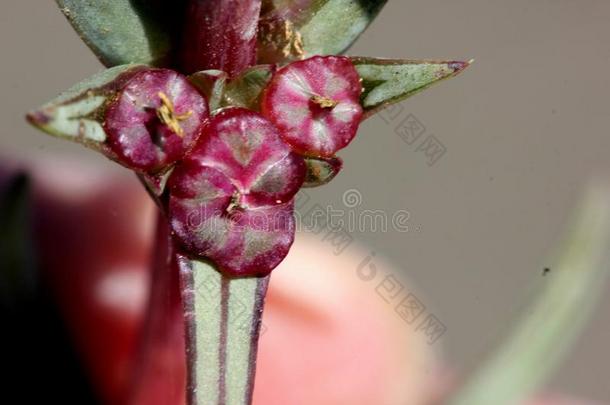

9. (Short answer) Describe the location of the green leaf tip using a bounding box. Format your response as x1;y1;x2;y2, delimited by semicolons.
222;65;275;111
56;0;174;67
303;156;343;188
352;57;472;118
26;64;145;157
188;70;229;112
188;66;275;113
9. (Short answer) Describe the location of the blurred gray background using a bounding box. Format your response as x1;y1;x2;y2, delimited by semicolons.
2;0;610;401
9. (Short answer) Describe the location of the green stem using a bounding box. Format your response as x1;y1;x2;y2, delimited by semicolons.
178;256;269;405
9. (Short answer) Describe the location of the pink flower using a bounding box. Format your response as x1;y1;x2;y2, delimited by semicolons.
104;68;208;172
168;108;306;276
262;56;363;157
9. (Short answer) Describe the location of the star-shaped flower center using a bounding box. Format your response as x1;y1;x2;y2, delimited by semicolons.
262;56;363;157
168;107;306;276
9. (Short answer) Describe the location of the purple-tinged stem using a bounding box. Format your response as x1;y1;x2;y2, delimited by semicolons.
180;0;262;76
178;256;269;405
177;2;268;404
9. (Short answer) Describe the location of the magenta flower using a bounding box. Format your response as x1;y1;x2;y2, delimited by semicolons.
104;68;209;172
168;107;306;276
262;56;363;157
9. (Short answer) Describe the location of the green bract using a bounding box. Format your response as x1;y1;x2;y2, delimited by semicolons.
353;57;471;117
57;0;174;67
57;0;388;68
26;64;145;156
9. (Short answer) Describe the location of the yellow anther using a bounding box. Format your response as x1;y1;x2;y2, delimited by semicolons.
311;95;338;109
156;92;193;137
280;20;304;58
226;191;244;213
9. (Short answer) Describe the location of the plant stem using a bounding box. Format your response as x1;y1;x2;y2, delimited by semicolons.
180;0;262;76
178;256;269;405
176;3;267;403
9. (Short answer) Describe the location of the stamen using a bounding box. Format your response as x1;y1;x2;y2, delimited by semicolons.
259;17;305;60
281;20;304;58
311;95;338;109
226;191;243;213
156;92;193;137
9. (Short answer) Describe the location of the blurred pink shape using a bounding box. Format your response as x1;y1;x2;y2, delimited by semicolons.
19;159;596;405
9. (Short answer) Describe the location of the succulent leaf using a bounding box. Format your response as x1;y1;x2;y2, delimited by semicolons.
138;171;174;200
28;66;209;173
352;57;471;118
26;64;147;156
189;70;229;112
258;0;387;64
56;0;175;67
223;65;275;111
189;66;274;112
303;156;343;187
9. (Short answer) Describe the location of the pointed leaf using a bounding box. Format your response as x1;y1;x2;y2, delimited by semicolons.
26;64;146;158
258;0;387;63
303;156;343;187
189;70;229;112
138;170;174;201
57;0;175;67
189;66;275;112
352;57;471;118
448;185;610;405
223;65;275;111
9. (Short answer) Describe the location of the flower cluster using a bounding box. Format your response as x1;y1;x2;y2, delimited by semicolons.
29;3;468;278
101;56;363;276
